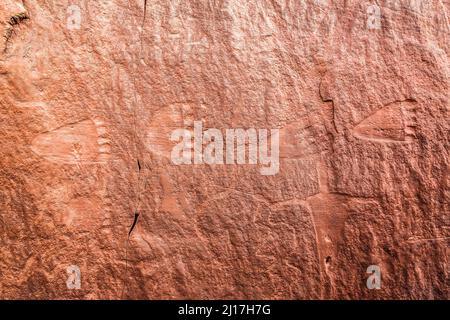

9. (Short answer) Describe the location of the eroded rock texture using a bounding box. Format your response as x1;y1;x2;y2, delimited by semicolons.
0;0;448;299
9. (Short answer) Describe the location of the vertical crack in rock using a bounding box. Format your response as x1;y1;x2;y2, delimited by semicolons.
121;211;140;299
128;212;140;238
142;0;148;27
121;158;149;298
319;76;338;134
121;1;150;297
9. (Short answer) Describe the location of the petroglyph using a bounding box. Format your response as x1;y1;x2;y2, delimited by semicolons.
306;157;380;296
405;236;450;244
224;0;277;56
146;103;195;159
64;198;103;229
144;0;209;64
31;119;111;165
353;100;418;143
280;117;330;159
158;172;189;216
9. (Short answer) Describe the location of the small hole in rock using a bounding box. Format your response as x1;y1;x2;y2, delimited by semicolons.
325;256;332;264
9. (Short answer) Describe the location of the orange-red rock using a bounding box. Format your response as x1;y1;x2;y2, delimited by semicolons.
0;0;448;299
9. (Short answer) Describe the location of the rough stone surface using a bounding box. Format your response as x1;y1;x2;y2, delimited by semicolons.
0;0;448;299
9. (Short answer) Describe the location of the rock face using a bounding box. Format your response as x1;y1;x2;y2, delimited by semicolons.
0;0;448;299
